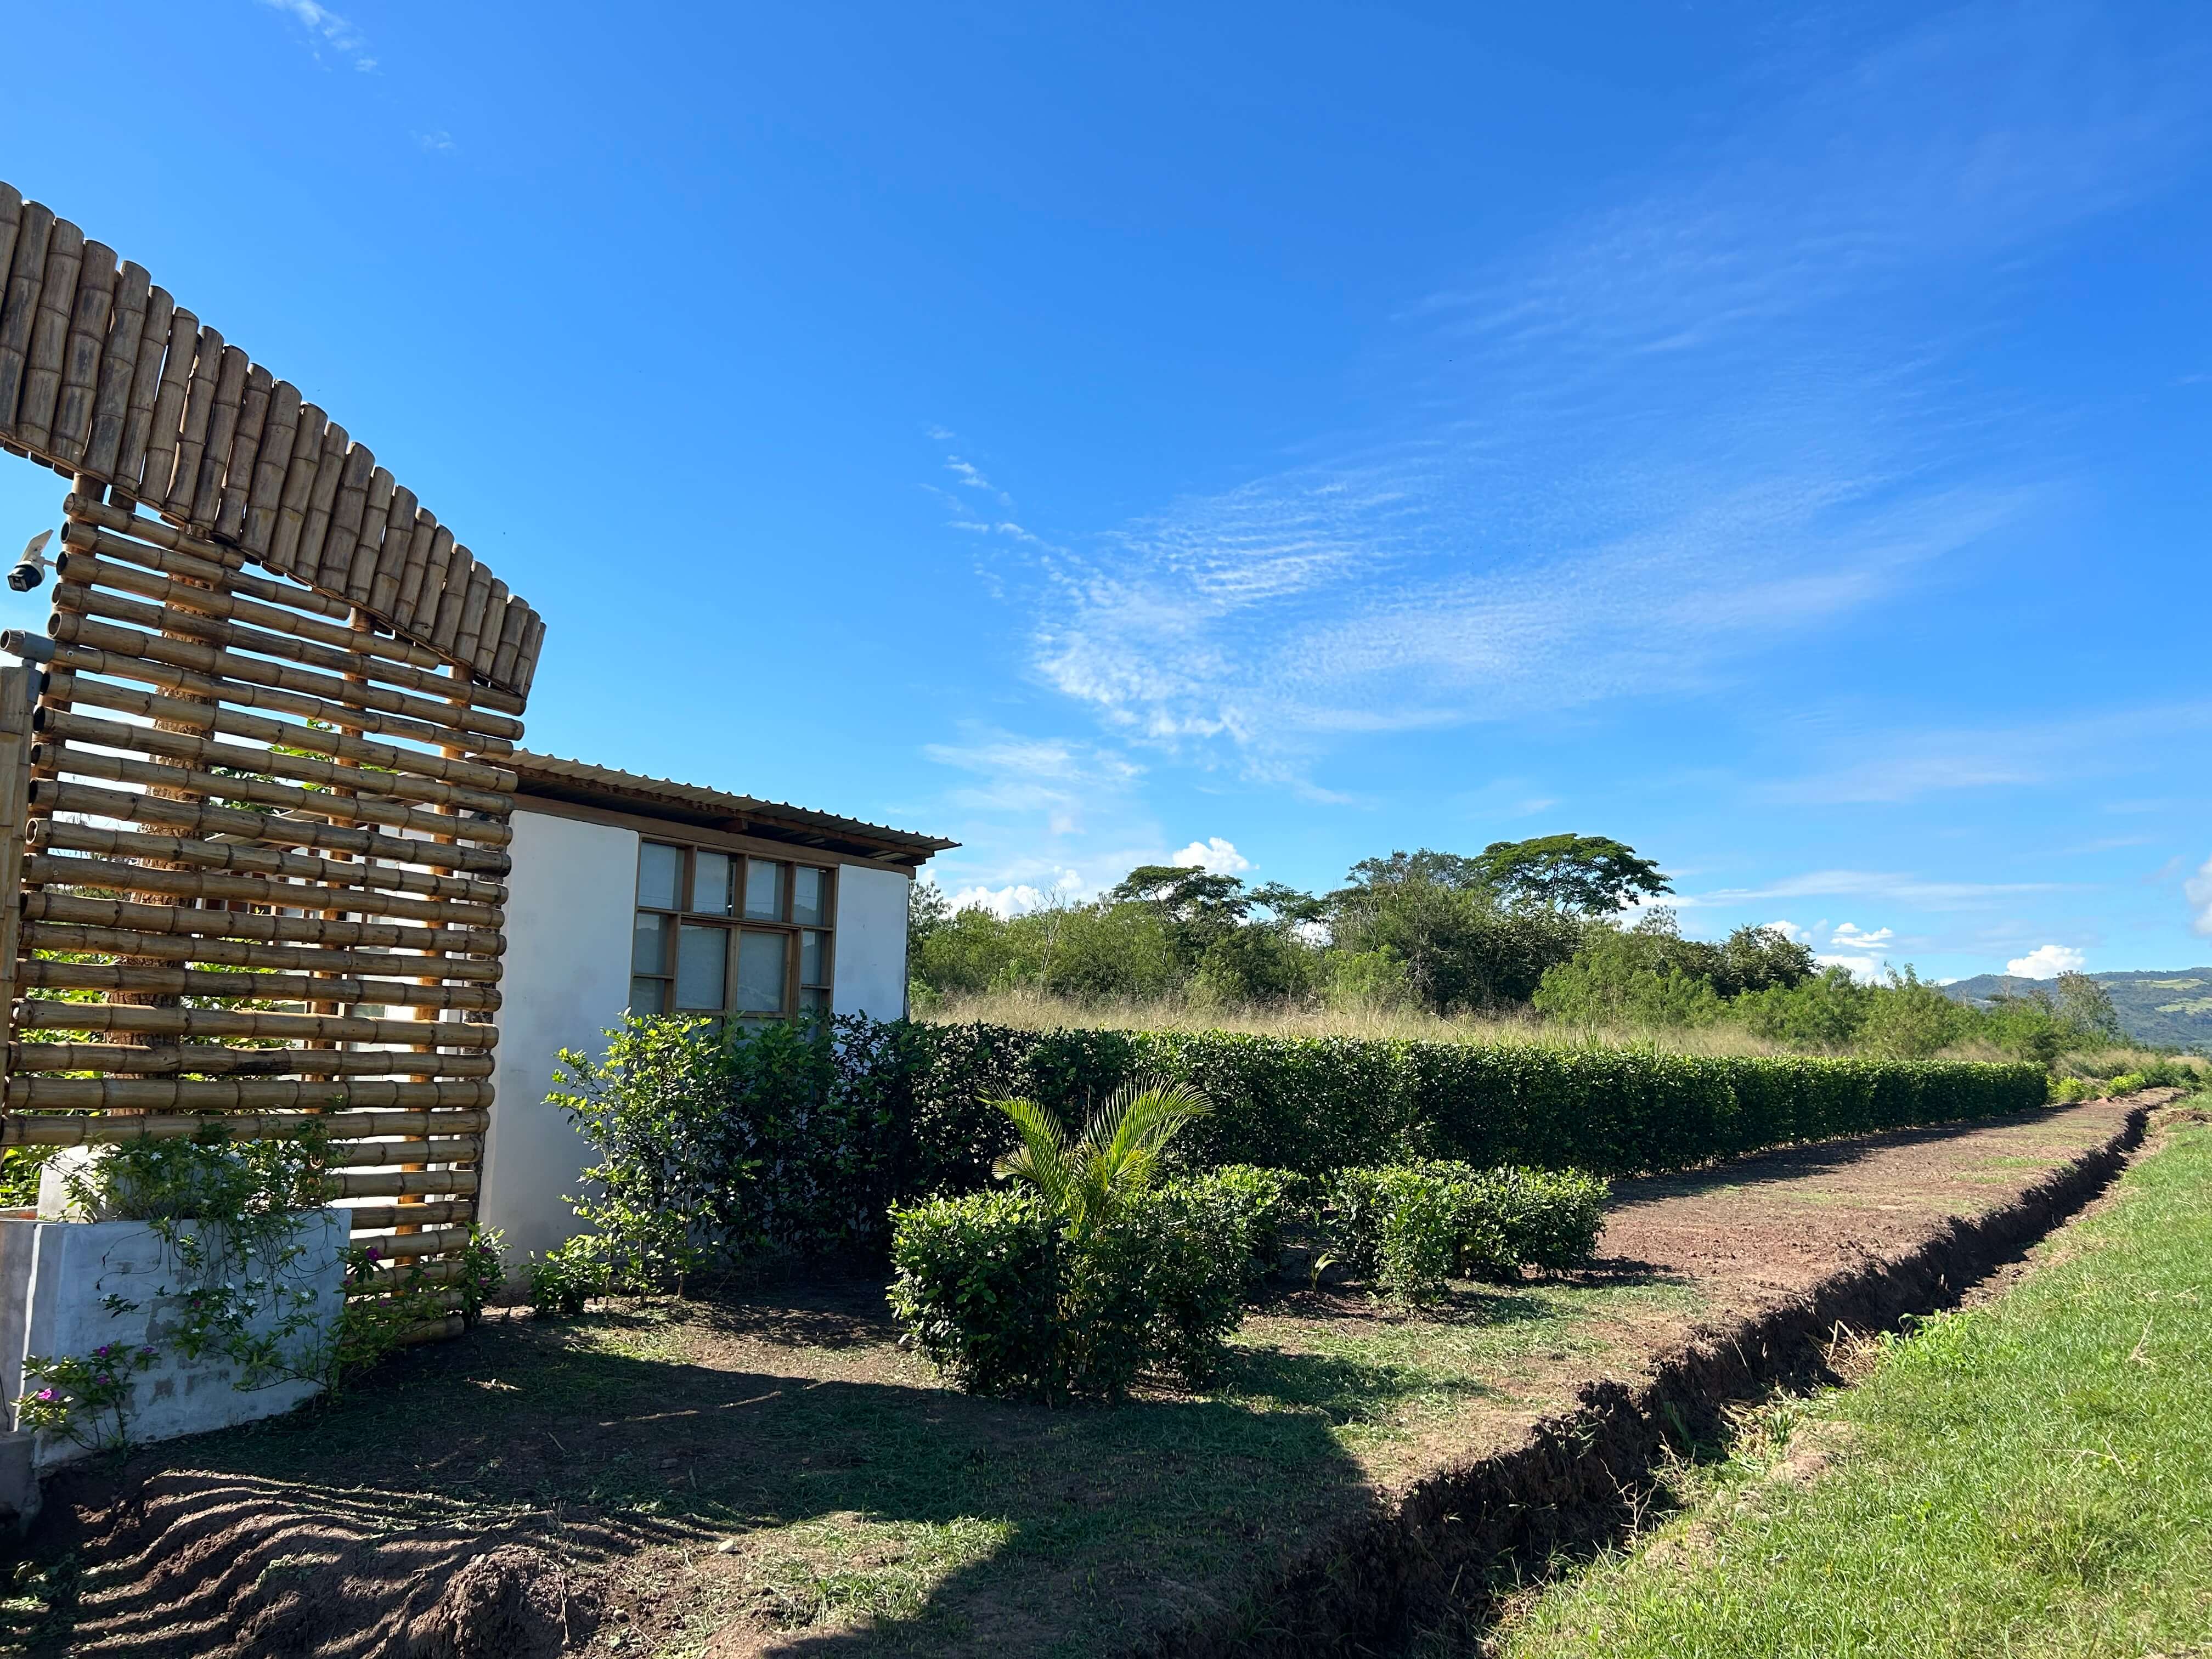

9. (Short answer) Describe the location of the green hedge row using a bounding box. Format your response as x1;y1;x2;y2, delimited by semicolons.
881;1023;2049;1194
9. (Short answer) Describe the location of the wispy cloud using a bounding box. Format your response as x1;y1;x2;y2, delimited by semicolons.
416;130;455;153
1676;868;2063;910
963;3;2197;783
2007;943;2086;977
257;0;377;71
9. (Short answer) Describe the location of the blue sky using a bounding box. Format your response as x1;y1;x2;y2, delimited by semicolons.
3;1;2208;982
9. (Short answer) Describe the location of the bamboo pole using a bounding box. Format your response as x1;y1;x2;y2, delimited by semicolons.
137;305;197;505
215;361;272;540
270;403;327;572
1;1111;487;1147
86;260;150;478
15;1000;499;1049
400;523;456;637
489;597;529;689
16;635;520;758
345;1200;473;1231
318;442;375;595
7;1079;491;1114
452;567;496;668
52;672;518;791
17;216;84;452
514;612;548;697
13;1045;496;1080
21;888;504;956
0;666;35;1068
188;343;249;529
23;956;500;1012
52;240;118;466
0;184;20;359
295;418;349;578
26;778;513;876
161;324;222;517
50;560;528;716
22;851;505;927
392;511;438;628
318;1137;483;1168
242;379;301;555
427;546;475;656
345;467;396;605
20;922;503;983
115;285;174;496
0;201;54;432
366;484;417;617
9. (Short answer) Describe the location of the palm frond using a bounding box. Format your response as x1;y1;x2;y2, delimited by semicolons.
990;1097;1073;1211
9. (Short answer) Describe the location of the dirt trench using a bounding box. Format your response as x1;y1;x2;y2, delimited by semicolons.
1145;1097;2159;1658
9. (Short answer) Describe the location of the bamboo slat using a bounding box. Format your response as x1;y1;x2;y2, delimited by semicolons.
0;668;34;1046
1;1110;488;1147
242;378;300;555
320;1137;482;1169
489;597;528;689
18;636;513;765
50;561;529;719
366;485;417;617
17;216;84;452
86;261;149;477
29;784;510;895
347;1261;472;1296
399;524;455;635
5;1077;492;1113
452;567;496;668
163;324;221;516
20;888;504;957
58;491;241;567
41;612;525;747
428;546;474;655
322;1166;480;1200
294;417;348;578
392;512;438;627
13;1045;496;1079
20;921;503;983
355;1224;473;1260
31;739;516;853
22;851;506;928
0;185;19;359
0;200;53;430
347;1199;473;1231
269;402;326;569
50;670;518;792
345;466;396;604
54;241;119;466
23;956;501;1013
188;343;249;527
15;998;498;1049
216;362;271;539
319;442;374;594
115;285;174;494
137;305;197;504
26;776;513;877
514;612;547;697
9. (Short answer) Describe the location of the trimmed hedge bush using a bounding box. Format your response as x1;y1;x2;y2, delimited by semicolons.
1326;1162;1609;1304
887;1170;1257;1400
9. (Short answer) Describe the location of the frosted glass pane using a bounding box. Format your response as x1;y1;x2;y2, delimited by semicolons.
675;925;727;1010
792;866;827;926
736;930;786;1012
744;859;785;921
692;850;733;915
800;929;827;986
637;843;680;910
630;977;666;1015
632;911;669;975
799;986;830;1020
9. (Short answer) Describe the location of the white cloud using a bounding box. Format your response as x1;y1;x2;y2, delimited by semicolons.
1674;869;2061;911
1762;919;1813;944
1171;837;1250;875
946;874;1082;919
1830;922;1895;950
416;131;454;153
2185;856;2212;935
257;0;376;70
2006;943;2086;978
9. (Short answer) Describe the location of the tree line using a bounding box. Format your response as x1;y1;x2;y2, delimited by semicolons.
907;833;2126;1062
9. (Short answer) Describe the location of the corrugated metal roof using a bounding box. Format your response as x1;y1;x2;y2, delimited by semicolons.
509;751;958;862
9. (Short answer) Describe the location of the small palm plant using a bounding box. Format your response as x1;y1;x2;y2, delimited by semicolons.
990;1075;1210;1235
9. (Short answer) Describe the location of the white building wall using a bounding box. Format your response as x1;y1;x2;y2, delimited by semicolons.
481;809;638;1262
482;809;918;1262
834;863;912;1020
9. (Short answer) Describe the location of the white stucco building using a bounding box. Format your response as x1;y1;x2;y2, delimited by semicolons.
481;754;953;1260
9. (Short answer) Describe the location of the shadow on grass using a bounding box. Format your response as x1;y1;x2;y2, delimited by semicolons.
9;1314;1380;1659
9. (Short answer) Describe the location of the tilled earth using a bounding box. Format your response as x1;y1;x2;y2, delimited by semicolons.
0;1096;2149;1659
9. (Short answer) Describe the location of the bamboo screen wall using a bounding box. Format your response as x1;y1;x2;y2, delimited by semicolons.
0;180;545;1341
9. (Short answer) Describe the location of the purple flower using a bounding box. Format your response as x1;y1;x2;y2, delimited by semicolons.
95;1374;112;1387
139;1346;157;1358
33;1388;54;1402
364;1246;381;1261
93;1344;110;1358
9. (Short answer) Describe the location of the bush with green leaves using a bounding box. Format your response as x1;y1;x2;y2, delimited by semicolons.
1324;1161;1609;1304
887;1077;1258;1399
1163;1164;1306;1292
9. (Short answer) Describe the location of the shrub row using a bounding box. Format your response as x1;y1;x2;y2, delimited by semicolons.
1325;1163;1608;1304
546;1014;2047;1271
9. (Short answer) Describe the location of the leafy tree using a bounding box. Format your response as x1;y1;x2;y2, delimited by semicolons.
1532;923;1725;1029
1472;833;1672;915
1712;924;1818;997
1857;967;1970;1060
1329;854;1582;1013
2053;972;2125;1043
1734;967;1871;1051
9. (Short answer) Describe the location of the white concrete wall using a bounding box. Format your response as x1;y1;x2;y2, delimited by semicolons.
481;809;638;1262
834;864;912;1020
483;810;918;1261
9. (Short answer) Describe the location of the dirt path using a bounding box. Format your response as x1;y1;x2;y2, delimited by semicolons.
0;1097;2152;1659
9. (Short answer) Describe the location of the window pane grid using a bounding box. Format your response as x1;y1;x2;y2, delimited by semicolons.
634;841;834;1021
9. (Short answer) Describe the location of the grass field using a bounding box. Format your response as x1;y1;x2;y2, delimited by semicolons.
1496;1105;2212;1658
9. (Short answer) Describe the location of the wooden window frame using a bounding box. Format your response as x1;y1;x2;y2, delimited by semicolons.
632;838;837;1023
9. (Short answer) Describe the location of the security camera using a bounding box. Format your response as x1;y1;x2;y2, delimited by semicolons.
7;529;53;594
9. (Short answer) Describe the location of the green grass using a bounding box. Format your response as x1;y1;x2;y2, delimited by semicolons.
1500;1113;2212;1658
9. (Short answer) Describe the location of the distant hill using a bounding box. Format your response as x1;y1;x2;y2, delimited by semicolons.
1943;968;2212;1051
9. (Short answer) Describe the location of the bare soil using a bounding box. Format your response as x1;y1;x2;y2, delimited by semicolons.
0;1097;2152;1659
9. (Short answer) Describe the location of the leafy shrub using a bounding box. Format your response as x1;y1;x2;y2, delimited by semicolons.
1325;1161;1609;1304
1163;1164;1306;1291
885;1192;1060;1396
526;1233;617;1317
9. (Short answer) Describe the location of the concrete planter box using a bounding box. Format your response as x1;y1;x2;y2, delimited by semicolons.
0;1209;349;1476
